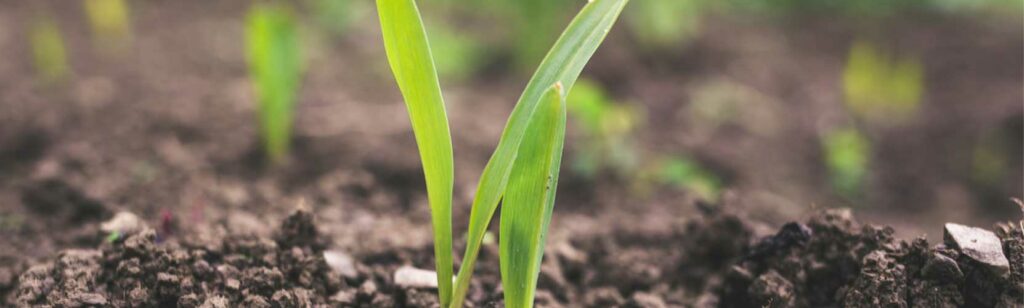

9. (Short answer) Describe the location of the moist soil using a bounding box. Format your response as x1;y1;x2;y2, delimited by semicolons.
6;204;1022;307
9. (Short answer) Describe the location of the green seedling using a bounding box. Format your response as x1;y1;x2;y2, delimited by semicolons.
654;156;722;201
309;0;364;36
84;0;132;52
376;0;627;306
427;23;485;82
246;3;303;164
823;126;870;198
29;13;70;84
625;0;704;49
843;40;924;124
566;79;640;178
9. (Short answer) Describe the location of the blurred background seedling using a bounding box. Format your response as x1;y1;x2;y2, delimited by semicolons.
246;3;304;165
842;40;924;124
822;126;871;199
426;24;486;82
84;0;133;53
566;79;641;178
307;0;367;36
647;156;723;201
625;0;705;50
29;13;70;84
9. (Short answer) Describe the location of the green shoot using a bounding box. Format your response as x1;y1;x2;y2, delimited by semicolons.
823;126;870;198
376;0;627;306
500;84;566;308
842;40;923;124
30;13;70;84
84;0;132;52
376;0;455;304
625;0;704;49
452;1;628;306
655;156;722;201
566;79;640;178
246;3;303;164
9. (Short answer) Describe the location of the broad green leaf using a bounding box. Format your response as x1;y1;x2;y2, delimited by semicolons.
500;84;566;308
376;0;455;305
451;0;628;306
246;3;302;164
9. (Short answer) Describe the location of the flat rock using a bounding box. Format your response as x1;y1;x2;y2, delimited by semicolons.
323;250;358;279
393;266;438;289
944;223;1010;276
100;211;147;235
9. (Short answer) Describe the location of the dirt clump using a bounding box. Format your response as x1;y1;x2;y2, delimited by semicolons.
710;208;1023;308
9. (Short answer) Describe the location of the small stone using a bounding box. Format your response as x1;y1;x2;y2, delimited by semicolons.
359;279;378;296
922;252;964;282
583;287;625;306
199;295;230;308
330;289;357;305
324;250;358;279
393;265;439;289
101;212;147;236
944;223;1010;276
624;292;667;308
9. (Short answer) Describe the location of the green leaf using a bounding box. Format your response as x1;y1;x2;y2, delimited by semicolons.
451;0;628;306
500;84;566;308
246;3;302;164
375;0;455;305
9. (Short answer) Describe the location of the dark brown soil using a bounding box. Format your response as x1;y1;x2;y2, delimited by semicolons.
6;205;1021;307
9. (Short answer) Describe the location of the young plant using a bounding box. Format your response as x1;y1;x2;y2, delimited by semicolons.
30;13;70;84
376;0;628;306
246;3;303;164
842;40;924;124
566;79;640;178
823;126;870;198
83;0;132;52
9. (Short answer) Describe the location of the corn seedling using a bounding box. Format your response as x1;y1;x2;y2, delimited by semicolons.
625;0;704;49
376;0;627;306
843;40;924;124
309;0;364;36
653;156;722;201
246;3;303;164
84;0;132;52
822;126;870;198
566;79;640;178
30;13;70;84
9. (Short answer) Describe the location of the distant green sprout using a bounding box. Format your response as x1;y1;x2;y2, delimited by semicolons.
566;79;640;177
246;3;303;164
625;0;704;49
504;0;572;71
84;0;132;51
376;0;627;306
427;24;485;82
843;40;924;123
654;156;722;201
971;130;1010;186
30;14;70;84
823;126;870;198
309;0;364;35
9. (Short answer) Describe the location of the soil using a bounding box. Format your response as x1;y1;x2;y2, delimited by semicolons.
5;204;1023;307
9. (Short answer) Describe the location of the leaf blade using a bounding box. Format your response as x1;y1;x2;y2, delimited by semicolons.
376;0;455;305
500;84;567;308
451;0;628;306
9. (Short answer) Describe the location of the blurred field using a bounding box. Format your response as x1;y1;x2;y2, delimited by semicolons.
0;0;1021;262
